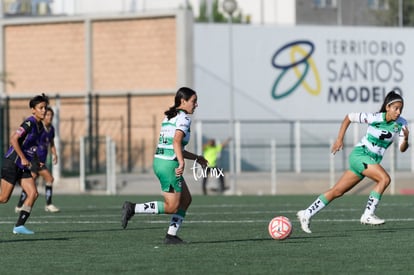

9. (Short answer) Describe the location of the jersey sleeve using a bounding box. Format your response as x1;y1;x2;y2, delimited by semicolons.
348;112;382;124
175;113;191;135
16;118;34;139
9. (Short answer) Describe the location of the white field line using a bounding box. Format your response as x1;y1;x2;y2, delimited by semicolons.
1;217;414;225
0;203;413;225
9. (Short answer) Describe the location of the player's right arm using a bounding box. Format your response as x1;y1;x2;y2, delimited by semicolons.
10;125;29;167
173;130;185;176
331;115;351;155
50;138;58;165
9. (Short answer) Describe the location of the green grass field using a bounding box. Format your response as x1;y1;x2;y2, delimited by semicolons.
1;194;414;274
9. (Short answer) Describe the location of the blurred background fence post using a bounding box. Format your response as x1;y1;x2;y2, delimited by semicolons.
223;0;238;195
271;139;277;195
106;136;116;195
390;142;395;195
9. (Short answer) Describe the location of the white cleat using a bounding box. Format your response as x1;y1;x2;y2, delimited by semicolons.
297;210;312;234
45;204;60;213
360;214;385;225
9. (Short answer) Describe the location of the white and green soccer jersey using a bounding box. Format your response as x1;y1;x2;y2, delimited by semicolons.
349;112;407;158
154;110;191;160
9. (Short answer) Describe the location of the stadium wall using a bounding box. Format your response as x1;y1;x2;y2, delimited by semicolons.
194;24;414;121
193;24;414;172
0;10;194;174
1;14;413;175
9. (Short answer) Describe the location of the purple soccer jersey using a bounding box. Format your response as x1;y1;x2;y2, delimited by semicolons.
37;125;55;163
4;116;44;169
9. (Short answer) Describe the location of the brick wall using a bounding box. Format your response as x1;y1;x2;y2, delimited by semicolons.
2;14;183;173
4;16;177;93
5;22;86;93
93;18;177;90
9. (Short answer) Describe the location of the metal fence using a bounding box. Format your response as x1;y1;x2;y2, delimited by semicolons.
1;95;413;177
194;119;414;173
0;93;162;177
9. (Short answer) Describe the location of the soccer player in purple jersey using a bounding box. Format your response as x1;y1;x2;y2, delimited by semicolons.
0;93;49;234
15;106;60;213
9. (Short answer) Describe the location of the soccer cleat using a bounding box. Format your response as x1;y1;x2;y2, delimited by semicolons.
13;225;34;235
121;201;135;229
360;213;385;225
15;206;22;213
164;234;186;245
45;204;60;213
297;210;312;234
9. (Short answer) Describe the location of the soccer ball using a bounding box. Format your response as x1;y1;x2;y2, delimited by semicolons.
268;216;292;240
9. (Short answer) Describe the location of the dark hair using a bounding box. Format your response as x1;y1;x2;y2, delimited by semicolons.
29;93;49;109
46;106;54;115
379;91;403;112
164;87;196;120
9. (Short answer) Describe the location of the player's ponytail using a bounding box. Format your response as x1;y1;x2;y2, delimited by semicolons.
164;87;196;120
164;105;179;121
379;90;404;112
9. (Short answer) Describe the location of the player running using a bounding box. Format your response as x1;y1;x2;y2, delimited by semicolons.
121;87;207;244
0;94;49;234
16;106;60;213
297;91;409;233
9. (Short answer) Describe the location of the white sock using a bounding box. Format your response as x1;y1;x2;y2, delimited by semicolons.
363;192;380;216
134;201;159;214
167;214;184;236
305;195;328;218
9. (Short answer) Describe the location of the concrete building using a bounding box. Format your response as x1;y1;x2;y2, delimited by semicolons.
296;0;396;27
2;0;398;27
3;0;295;25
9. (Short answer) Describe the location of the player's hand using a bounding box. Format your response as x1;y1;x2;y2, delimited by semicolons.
21;157;30;168
196;156;208;168
52;154;58;165
175;162;185;176
403;126;410;141
331;139;344;155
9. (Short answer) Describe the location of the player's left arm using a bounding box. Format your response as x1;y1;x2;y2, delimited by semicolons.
50;138;58;164
183;150;207;168
399;125;409;152
331;114;352;155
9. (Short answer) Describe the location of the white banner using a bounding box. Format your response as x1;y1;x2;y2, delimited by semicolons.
194;24;413;121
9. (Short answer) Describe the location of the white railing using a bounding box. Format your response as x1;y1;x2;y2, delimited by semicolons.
196;120;414;195
79;136;117;194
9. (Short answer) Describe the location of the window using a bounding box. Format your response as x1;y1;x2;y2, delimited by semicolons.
368;0;389;10
313;0;337;8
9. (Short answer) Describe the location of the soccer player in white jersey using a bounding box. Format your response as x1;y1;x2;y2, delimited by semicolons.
121;87;207;244
297;91;410;234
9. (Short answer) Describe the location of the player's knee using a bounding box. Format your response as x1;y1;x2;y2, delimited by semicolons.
164;202;180;214
0;195;10;203
27;190;39;200
381;175;391;188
